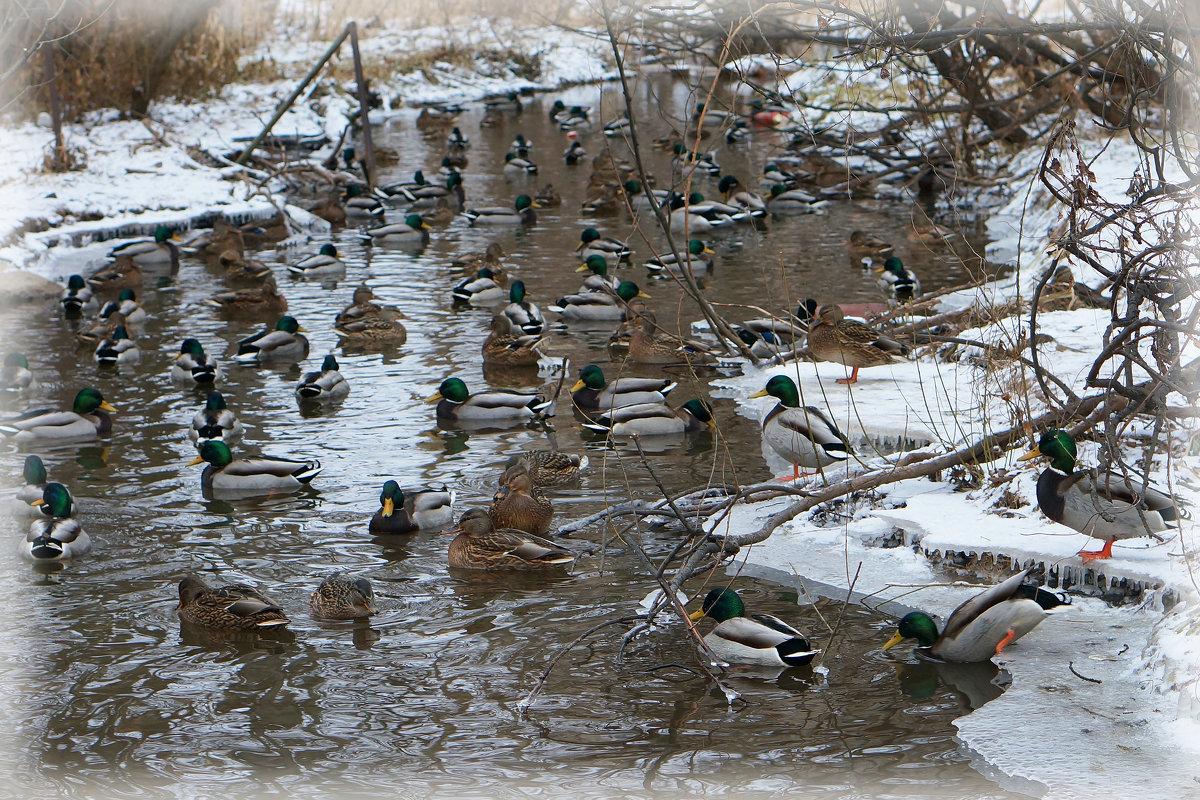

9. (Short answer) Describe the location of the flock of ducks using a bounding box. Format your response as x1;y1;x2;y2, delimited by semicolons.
1;86;1187;666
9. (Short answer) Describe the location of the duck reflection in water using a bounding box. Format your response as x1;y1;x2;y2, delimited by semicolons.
894;657;1008;710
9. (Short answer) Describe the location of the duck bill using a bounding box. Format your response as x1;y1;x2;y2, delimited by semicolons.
297;325;309;333
748;388;768;398
99;401;116;412
703;246;715;255
637;290;651;299
1016;445;1043;462
382;497;395;518
424;392;443;404
687;609;706;622
30;499;44;508
187;455;205;466
882;631;905;651
570;379;586;392
573;242;585;253
574;262;590;271
442;525;463;536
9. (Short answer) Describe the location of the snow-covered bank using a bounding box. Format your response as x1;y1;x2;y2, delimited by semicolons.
0;21;610;278
705;128;1199;795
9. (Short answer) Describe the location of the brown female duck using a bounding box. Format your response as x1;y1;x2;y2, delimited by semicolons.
446;509;574;571
177;575;290;631
806;304;907;384
488;465;553;536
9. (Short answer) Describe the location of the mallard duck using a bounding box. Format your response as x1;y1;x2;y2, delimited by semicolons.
177;575;290;631
581;185;620;214
287;244;344;278
534;183;562;208
190;391;243;446
501;280;544;335
557;108;591;131
644;239;715;276
688;587;819;667
847;230;895;258
882;568;1066;663
234;316;309;363
343;185;385;218
399;173;465;209
503;152;538;175
504;451;586;487
876;256;921;302
563;140;587;165
483;91;523;113
311;573;376;620
717;175;766;216
205;270;288;313
0;388;114;441
671;145;721;177
359;214;430;245
1017;429;1185;561
23;482;90;561
60;274;97;316
766;183;826;213
489;465;553;536
603;117;631;137
74;312;125;348
422;200;457;226
335;313;408;345
295;355;350;402
1;353;37;395
98;288;147;326
667;193;733;233
573;254;619;292
482;314;545;366
576;227;632;264
464;194;538;225
368;480;453;534
188;440;322;497
446;509;574;572
620;179;670;211
583;398;715;436
571;364;676;412
427;377;550;422
550;280;649;323
759;163;798;190
692;101;735;129
16;454;48;507
109;224;179;268
452;268;507;305
628;311;716;365
750;375;851;480
86;256;142;294
94;324;140;367
451;242;505;273
447;126;470;148
806;304;907;384
171;338;221;386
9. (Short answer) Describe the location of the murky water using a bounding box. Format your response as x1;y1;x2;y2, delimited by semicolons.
0;76;1025;799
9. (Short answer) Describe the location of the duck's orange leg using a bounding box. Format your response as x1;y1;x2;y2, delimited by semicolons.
836;366;860;385
778;462;815;482
994;628;1017;655
1078;539;1115;563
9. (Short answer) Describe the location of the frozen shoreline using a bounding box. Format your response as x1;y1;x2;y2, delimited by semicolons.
2;17;1197;797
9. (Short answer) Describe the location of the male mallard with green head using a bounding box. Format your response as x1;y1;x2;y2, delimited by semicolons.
1018;429;1185;561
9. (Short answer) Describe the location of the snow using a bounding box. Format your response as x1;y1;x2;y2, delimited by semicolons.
1;9;1197;796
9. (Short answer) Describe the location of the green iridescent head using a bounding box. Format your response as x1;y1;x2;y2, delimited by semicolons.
204;391;228;411
886;611;941;649
582;255;608;275
319;244;338;258
194;440;234;468
614;281;645;302
23;455;47;486
514;195;534;212
275;316;302;334
576;364;606;390
691;587;745;622
72;387;112;415
37;482;73;518
320;355;339;372
436;377;470;404
509;280;527;303
1020;429;1077;474
379;480;404;517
